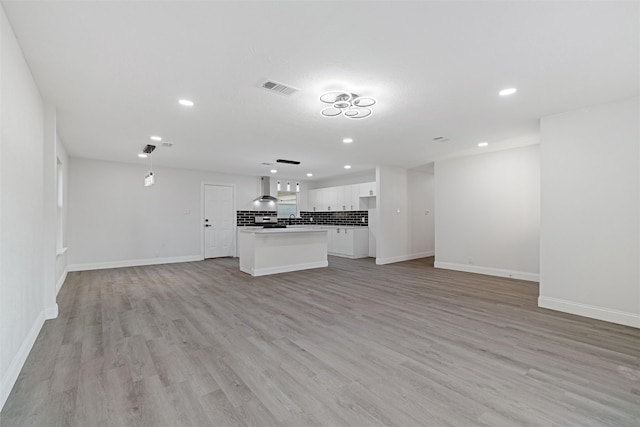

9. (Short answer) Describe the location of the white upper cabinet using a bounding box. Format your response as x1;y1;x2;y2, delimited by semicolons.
337;185;353;211
306;182;376;212
359;182;376;197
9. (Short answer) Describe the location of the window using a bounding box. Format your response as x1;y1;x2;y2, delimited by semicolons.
277;191;298;218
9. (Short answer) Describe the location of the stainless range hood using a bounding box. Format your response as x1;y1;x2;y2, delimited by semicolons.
253;176;278;202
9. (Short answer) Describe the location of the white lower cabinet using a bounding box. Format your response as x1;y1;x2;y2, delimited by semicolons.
327;227;369;259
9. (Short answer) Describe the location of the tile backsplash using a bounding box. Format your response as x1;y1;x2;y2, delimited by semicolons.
237;210;368;227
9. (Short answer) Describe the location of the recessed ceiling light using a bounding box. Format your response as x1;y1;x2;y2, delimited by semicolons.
343;138;353;143
150;136;162;141
498;88;517;96
138;153;148;158
344;165;351;169
178;99;194;107
478;142;489;147
306;173;313;177
270;169;278;174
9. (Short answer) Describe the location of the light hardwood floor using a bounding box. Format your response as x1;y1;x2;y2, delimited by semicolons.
1;256;639;426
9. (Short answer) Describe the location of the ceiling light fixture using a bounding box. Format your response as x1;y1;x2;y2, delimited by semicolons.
478;142;489;147
270;169;277;174
344;165;352;169
150;136;162;141
178;99;194;107
343;138;353;143
498;88;517;96
138;153;148;158
320;91;376;119
306;173;313;177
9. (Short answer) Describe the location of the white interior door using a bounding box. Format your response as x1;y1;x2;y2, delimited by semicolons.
204;184;234;258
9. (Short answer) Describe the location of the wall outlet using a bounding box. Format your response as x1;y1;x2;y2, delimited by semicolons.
361;217;365;222
310;217;313;222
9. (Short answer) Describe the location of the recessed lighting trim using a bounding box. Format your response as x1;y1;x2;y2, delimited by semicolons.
150;136;162;141
498;88;517;96
344;165;351;169
138;153;148;158
178;99;194;106
478;142;489;147
306;173;313;177
270;169;278;174
343;138;353;143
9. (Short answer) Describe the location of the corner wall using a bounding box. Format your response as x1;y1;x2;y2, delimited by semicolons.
375;166;434;264
67;157;260;270
0;5;54;409
539;98;639;327
434;145;540;281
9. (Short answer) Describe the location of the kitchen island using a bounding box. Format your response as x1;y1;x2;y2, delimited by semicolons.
238;227;329;277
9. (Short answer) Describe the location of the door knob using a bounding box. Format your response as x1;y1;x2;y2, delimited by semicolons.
205;224;211;227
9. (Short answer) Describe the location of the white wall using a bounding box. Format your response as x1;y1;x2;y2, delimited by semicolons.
0;5;55;409
539;98;639;328
55;131;69;294
434;145;540;281
375;166;434;264
68;157;263;270
408;169;435;257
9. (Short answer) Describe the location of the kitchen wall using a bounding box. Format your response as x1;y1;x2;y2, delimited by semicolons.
236;210;369;227
434;145;540;281
0;5;57;409
539;97;639;328
67;157;260;270
308;170;376;189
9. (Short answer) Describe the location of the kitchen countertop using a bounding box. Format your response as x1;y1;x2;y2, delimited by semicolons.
238;227;329;234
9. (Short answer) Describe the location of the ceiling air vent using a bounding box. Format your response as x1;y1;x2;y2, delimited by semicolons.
433;136;449;142
261;80;299;96
276;159;301;165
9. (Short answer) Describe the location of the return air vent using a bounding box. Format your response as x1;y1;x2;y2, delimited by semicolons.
276;159;301;165
261;80;299;96
433;136;450;142
142;144;156;153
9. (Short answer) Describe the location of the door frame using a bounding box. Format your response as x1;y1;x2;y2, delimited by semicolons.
201;182;237;260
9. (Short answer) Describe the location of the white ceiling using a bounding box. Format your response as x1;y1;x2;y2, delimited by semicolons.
3;0;638;180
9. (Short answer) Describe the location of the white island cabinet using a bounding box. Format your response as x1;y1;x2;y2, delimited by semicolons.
326;227;369;259
238;228;329;277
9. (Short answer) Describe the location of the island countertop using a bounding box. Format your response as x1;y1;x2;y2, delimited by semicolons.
238;227;329;234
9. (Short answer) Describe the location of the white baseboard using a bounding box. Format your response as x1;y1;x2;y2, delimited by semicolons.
375;251;435;265
434;261;539;282
68;255;202;272
242;260;328;277
44;304;58;320
56;268;68;295
0;310;46;411
538;296;640;328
